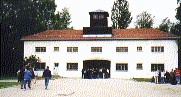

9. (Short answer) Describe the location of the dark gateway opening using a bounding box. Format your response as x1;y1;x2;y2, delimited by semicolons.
82;60;110;79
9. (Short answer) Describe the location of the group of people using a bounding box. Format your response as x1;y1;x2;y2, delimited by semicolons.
17;65;52;91
82;68;109;79
17;66;36;90
152;68;180;85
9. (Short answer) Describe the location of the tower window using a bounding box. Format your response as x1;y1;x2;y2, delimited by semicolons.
93;14;104;19
93;14;98;19
99;14;104;19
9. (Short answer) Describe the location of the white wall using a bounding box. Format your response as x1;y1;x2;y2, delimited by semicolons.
24;39;178;78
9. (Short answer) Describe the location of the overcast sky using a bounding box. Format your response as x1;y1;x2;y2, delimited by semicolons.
55;0;178;30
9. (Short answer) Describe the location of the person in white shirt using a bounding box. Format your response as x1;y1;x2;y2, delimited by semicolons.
155;70;159;84
161;70;165;84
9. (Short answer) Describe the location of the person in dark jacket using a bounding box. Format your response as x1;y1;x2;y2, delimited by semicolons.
18;67;25;89
42;66;52;90
29;67;35;85
164;71;170;83
24;66;32;91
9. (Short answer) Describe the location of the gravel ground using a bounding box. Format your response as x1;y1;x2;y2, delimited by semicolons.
0;78;181;97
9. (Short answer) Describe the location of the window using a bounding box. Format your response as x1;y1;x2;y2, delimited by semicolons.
67;47;78;52
116;47;128;52
93;14;104;19
35;62;45;70
137;63;143;70
99;14;104;19
91;47;102;52
151;64;164;72
151;46;164;52
67;63;78;71
116;63;128;71
54;63;59;67
137;46;142;52
35;47;46;52
54;47;59;51
93;14;98;19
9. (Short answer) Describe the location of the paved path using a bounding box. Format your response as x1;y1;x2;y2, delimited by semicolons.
0;78;181;97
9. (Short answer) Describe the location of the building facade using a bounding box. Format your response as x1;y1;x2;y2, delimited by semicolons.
22;10;179;78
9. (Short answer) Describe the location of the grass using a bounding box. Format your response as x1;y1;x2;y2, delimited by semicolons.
0;76;18;80
133;78;151;82
52;75;61;79
0;82;19;89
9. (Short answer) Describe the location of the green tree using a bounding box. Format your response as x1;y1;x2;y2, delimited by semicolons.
176;3;181;21
158;18;172;32
60;7;72;29
111;0;132;29
135;11;154;28
177;0;181;4
170;22;181;36
50;7;72;30
173;1;181;72
23;55;41;69
1;0;56;76
169;2;180;36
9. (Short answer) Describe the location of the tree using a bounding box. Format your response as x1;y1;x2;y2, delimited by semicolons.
176;3;181;21
173;1;181;73
23;55;41;69
1;0;73;76
158;17;172;32
169;2;181;36
135;11;154;28
111;0;132;29
60;7;72;29
1;0;56;76
177;0;181;4
170;22;181;36
50;7;72;30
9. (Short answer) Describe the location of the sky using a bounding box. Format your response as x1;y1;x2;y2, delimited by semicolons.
55;0;178;30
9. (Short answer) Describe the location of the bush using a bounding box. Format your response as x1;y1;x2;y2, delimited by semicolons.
133;78;151;82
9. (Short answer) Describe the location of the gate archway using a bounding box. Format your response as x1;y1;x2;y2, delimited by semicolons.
83;60;111;78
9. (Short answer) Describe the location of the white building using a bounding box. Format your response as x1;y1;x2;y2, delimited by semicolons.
21;10;179;78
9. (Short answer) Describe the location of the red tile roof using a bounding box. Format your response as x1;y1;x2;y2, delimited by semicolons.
21;29;179;41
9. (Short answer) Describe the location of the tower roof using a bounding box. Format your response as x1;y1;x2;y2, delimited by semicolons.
89;9;109;17
91;9;108;12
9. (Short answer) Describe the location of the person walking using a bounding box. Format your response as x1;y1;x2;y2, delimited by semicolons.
89;69;93;79
164;71;170;83
29;67;35;85
82;69;85;79
83;69;86;79
99;68;103;78
174;68;180;84
23;66;32;91
42;66;52;90
158;70;161;84
154;70;159;84
161;70;165;84
170;69;176;85
18;67;25;89
34;69;38;84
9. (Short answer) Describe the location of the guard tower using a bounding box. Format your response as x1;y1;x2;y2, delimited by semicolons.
83;9;112;36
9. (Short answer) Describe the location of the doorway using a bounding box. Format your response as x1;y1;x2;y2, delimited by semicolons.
83;60;111;78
